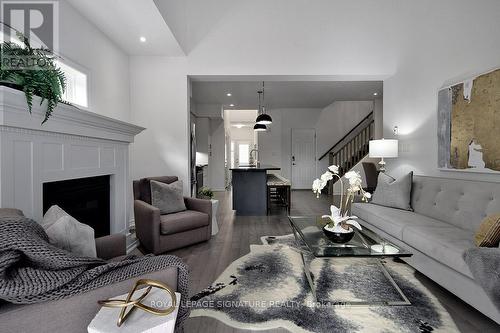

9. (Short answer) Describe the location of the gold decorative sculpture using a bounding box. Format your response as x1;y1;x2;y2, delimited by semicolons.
98;279;177;327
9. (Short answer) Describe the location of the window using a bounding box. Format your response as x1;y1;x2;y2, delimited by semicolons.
55;60;89;108
2;30;89;109
238;143;250;165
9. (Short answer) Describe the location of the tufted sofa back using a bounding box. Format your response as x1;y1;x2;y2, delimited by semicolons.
411;176;500;232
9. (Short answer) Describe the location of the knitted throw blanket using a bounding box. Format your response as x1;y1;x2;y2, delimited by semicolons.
463;247;500;310
0;216;190;326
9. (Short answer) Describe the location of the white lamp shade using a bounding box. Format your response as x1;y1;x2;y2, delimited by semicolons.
369;139;398;158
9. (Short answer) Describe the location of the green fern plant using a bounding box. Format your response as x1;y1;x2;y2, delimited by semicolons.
0;29;66;124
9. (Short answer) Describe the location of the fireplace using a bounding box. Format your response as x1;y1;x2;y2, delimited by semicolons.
43;176;111;238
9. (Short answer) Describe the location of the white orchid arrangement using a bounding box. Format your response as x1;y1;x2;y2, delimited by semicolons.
312;165;372;232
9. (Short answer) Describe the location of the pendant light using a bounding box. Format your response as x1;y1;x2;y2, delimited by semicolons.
254;90;267;131
255;81;273;125
253;123;267;131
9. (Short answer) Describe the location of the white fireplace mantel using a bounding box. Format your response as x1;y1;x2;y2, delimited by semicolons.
0;86;144;143
0;86;145;234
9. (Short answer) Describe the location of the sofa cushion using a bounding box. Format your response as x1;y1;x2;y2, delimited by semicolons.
371;172;413;211
402;225;475;278
41;205;97;258
474;214;500;247
160;210;209;235
352;203;450;239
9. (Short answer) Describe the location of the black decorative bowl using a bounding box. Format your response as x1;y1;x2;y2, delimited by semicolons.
323;226;355;244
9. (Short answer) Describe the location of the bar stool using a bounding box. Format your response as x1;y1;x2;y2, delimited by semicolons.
266;174;291;215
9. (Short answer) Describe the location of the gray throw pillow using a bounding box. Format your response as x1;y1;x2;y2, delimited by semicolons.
150;180;186;214
41;205;97;257
371;171;413;211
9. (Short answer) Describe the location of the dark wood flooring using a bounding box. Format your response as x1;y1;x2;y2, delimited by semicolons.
166;190;499;333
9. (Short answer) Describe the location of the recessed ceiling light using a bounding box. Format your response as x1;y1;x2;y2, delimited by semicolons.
233;124;245;129
229;104;235;107
373;92;378;96
226;93;232;97
139;36;147;43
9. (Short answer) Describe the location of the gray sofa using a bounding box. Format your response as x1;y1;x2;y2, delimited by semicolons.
0;209;182;333
352;175;500;324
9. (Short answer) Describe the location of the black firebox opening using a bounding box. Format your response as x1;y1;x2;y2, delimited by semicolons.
43;175;111;238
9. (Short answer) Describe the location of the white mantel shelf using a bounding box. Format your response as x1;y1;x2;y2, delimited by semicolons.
0;86;144;234
0;86;145;143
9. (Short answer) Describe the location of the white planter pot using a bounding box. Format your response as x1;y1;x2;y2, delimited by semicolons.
211;199;219;236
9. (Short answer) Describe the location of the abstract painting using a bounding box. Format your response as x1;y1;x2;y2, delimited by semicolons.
438;68;500;172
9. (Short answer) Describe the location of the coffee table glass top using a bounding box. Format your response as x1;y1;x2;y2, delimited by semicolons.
288;216;412;258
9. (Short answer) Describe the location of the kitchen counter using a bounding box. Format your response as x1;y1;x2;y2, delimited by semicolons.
230;164;280;171
231;164;280;215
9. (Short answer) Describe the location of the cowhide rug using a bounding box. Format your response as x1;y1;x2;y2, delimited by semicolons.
189;234;459;333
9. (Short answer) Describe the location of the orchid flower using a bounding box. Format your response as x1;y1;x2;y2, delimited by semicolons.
312;164;372;224
322;205;362;231
320;171;333;182
328;165;339;174
312;178;326;198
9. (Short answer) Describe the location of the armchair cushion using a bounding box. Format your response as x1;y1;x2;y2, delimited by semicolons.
160;210;209;235
137;176;178;204
151;179;186;214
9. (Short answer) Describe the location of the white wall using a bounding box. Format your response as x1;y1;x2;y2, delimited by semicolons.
259;102;374;183
129;56;190;194
382;1;500;183
258;108;322;180
229;127;253;142
59;0;130;121
124;0;500;200
195;117;210;165
184;0;500;184
316;101;374;173
208;118;226;190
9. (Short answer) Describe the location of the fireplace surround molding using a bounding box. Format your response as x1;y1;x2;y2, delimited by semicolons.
0;86;145;234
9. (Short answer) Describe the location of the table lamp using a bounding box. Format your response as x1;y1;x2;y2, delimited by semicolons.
369;139;398;172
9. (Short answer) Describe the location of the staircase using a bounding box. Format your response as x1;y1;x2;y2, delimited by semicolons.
318;112;374;192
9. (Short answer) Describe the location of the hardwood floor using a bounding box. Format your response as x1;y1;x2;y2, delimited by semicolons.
166;190;499;333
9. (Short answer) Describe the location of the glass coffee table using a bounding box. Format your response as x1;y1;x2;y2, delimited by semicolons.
288;216;413;306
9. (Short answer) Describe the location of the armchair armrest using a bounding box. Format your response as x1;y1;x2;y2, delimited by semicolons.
185;197;211;214
134;199;161;253
95;233;126;260
184;197;212;228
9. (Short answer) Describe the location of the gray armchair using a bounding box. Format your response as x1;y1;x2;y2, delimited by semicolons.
133;176;212;254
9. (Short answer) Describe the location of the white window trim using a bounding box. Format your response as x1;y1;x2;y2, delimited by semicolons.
55;55;92;111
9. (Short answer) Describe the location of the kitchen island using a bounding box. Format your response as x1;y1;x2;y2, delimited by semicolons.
230;164;280;215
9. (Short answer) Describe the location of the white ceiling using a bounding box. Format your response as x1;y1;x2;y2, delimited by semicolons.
153;0;235;54
192;81;383;109
66;0;184;56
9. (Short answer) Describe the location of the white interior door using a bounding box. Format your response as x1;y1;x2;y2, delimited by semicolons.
291;128;316;189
